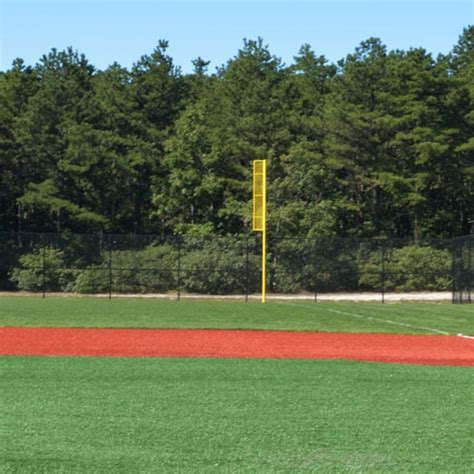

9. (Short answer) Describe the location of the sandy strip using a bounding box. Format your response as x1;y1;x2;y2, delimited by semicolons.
0;291;452;301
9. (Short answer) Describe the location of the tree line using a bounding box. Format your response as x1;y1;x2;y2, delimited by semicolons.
1;27;472;240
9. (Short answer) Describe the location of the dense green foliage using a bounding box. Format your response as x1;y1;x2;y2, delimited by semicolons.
73;245;178;294
1;28;472;239
0;297;472;335
1;357;472;472
9;246;76;292
8;238;453;293
358;245;452;291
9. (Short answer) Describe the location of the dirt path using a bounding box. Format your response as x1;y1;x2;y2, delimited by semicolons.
1;327;473;366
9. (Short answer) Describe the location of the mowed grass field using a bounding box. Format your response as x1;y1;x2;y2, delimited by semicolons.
0;296;473;335
1;357;473;472
1;297;473;472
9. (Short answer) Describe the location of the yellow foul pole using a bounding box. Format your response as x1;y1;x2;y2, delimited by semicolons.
252;160;267;303
261;161;267;303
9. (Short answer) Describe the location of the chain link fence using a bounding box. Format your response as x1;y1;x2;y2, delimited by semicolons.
0;232;467;302
452;235;473;304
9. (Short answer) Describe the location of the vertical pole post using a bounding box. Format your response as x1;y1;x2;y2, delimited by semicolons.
451;239;456;304
313;238;318;303
177;237;181;301
252;159;267;304
468;241;472;304
262;228;266;303
108;235;112;300
460;240;463;304
245;236;249;302
261;160;267;303
381;244;385;304
41;245;46;299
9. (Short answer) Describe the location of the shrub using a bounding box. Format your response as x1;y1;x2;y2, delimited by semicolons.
73;244;178;294
359;245;452;291
268;239;312;293
180;238;259;294
312;239;361;292
73;267;110;294
10;247;76;292
74;239;259;295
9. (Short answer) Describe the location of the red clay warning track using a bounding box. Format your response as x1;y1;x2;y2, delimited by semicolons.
1;327;473;366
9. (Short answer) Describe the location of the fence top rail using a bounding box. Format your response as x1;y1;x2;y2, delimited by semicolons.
0;231;462;244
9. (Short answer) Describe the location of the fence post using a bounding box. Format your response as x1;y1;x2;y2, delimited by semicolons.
451;239;456;304
468;241;472;304
245;236;249;302
381;244;385;304
41;245;46;299
108;235;112;300
313;238;318;303
177;237;181;301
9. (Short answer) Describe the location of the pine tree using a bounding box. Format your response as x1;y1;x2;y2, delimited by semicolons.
0;59;38;231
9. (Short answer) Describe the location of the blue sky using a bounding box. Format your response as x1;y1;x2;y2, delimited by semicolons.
1;1;472;73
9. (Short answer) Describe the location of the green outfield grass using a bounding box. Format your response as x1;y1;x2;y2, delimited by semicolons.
1;297;473;472
1;356;472;473
0;296;472;335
